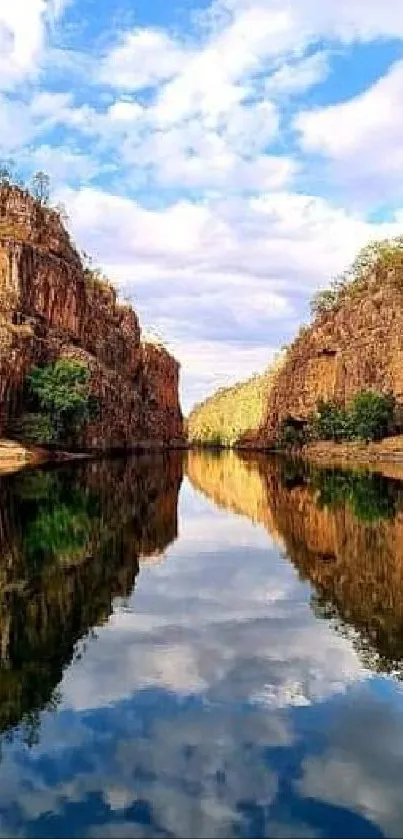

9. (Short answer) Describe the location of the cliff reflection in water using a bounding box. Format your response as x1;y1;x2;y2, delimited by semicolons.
186;451;403;678
0;453;183;742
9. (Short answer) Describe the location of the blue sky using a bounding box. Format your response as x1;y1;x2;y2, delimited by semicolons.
1;0;403;411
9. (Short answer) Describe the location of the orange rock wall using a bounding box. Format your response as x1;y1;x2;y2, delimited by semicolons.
0;186;184;450
262;269;403;444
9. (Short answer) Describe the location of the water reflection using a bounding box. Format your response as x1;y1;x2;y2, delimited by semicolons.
1;450;403;837
0;453;183;742
187;451;403;677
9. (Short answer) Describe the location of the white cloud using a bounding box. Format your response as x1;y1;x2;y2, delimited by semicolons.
213;0;403;45
60;478;368;712
99;27;193;91
0;0;66;89
297;697;403;837
265;50;330;96
1;0;403;410
57;185;403;410
295;59;403;200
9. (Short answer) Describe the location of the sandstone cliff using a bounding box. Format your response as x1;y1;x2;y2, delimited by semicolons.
0;185;183;451
261;265;403;445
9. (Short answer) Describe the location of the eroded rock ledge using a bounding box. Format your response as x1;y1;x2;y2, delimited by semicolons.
0;185;184;451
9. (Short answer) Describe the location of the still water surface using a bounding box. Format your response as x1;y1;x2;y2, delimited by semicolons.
0;450;403;837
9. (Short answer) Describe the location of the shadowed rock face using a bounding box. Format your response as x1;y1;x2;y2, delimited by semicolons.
186;450;403;677
0;452;183;738
0;185;183;450
258;269;403;445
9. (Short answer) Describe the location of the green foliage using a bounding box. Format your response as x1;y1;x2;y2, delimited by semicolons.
12;413;54;445
310;288;339;318
187;373;268;447
15;471;99;572
310;235;403;320
188;354;285;447
308;390;395;444
309;399;352;442
25;359;93;443
312;468;396;523
278;419;306;448
349;390;395;442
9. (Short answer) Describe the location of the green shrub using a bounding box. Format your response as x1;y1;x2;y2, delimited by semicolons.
307;391;395;444
310;235;403;321
349;390;395;442
278;419;306;448
309;399;352;442
310;289;339;318
312;468;396;522
187;358;285;448
26;359;93;443
12;413;54;445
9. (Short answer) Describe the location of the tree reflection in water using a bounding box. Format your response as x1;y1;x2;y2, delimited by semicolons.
0;453;183;745
3;447;403;753
187;450;403;680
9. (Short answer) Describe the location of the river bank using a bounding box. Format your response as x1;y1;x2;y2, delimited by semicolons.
0;438;190;475
0;440;50;475
297;436;403;480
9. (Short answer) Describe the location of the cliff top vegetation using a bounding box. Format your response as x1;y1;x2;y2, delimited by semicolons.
188;354;285;447
310;235;403;320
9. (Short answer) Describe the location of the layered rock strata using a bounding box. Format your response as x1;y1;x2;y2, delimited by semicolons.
0;185;183;450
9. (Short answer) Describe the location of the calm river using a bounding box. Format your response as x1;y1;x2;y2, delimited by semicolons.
0;450;402;838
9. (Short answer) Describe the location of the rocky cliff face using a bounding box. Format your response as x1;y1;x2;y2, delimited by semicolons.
261;267;403;444
0;185;183;450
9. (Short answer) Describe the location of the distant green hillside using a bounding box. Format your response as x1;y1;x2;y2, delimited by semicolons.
187;360;283;447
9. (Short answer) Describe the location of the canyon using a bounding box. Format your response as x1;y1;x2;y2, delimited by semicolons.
189;257;403;456
0;184;184;452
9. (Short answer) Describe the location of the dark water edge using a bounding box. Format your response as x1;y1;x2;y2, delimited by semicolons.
0;451;403;837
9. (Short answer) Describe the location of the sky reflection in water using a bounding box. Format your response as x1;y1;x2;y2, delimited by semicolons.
0;452;402;837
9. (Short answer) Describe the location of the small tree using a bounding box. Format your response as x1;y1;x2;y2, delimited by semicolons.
12;413;54;445
350;390;395;442
31;171;51;205
278;418;306;448
0;163;12;187
26;359;92;442
310;399;351;442
310;289;339;318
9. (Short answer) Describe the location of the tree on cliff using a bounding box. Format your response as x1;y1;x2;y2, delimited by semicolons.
31;171;51;206
310;235;403;319
349;390;395;442
24;359;94;443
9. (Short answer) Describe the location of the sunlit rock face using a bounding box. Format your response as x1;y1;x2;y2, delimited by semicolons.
259;269;403;444
0;452;183;736
0;185;184;450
